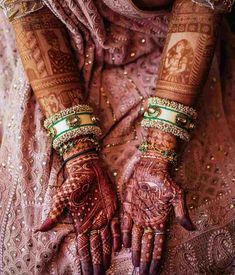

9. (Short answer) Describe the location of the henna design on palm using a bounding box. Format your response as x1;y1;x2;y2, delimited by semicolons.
35;153;121;275
121;154;195;275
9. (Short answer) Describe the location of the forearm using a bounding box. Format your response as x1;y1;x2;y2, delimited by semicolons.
12;7;83;118
156;0;221;106
144;0;221;152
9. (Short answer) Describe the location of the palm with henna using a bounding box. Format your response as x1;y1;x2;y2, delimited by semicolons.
121;131;195;275
35;140;121;275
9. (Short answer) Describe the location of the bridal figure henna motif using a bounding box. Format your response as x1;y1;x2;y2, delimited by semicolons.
157;0;220;105
35;143;121;275
121;1;220;273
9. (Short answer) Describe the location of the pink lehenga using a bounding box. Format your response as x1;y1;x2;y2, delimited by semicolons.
0;0;235;274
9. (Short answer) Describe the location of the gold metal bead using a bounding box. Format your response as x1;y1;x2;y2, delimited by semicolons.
189;123;195;129
48;127;56;137
66;114;81;127
91;115;98;123
148;106;161;117
176;113;188;126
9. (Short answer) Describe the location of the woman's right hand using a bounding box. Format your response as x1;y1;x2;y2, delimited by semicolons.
35;141;121;275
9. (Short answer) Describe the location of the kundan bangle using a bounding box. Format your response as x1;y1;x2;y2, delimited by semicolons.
58;137;100;156
0;0;45;21
141;97;197;141
139;141;178;164
44;105;102;151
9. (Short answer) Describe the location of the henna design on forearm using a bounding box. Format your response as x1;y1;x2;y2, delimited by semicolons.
12;7;83;117
156;0;221;105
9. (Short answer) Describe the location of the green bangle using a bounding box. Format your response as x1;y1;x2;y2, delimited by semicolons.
141;97;197;141
44;105;102;151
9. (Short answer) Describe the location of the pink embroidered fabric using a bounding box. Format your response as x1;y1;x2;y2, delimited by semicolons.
0;0;235;274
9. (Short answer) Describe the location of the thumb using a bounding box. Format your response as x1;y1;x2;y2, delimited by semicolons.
172;190;196;231
34;216;58;233
34;188;69;233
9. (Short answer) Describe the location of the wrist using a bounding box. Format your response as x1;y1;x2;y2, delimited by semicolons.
62;136;99;160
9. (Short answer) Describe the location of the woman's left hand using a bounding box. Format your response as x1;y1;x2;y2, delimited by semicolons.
121;153;195;275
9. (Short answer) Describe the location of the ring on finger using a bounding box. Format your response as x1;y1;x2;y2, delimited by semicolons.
154;230;164;236
144;227;154;234
90;229;100;236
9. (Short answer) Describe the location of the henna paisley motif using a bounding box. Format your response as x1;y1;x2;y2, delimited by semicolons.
35;140;121;275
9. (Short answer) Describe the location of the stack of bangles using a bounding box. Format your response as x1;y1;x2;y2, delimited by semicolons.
140;97;197;162
44;104;102;157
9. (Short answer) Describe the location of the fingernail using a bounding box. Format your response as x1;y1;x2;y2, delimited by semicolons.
122;233;131;248
132;250;140;267
140;262;150;275
179;217;196;231
149;260;161;275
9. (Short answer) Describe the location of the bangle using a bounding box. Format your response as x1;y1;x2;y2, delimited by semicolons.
58;137;100;156
44;105;102;151
0;0;45;21
44;105;94;128
139;141;178;164
62;149;98;167
141;97;197;141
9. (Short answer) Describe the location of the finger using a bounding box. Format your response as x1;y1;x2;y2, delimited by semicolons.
172;191;196;231
35;189;69;232
149;232;165;275
121;212;133;248
131;224;144;267
111;217;121;252
90;230;104;275
77;233;93;275
139;228;154;275
100;226;112;270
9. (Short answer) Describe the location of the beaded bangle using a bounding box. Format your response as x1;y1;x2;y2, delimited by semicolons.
44;105;102;151
58;137;100;156
0;0;45;21
139;141;178;164
44;105;94;129
141;97;197;141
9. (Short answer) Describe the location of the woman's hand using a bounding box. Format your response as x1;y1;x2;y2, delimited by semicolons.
121;153;195;275
35;149;121;275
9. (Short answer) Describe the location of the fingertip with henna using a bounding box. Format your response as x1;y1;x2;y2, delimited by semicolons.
139;262;150;275
93;264;105;275
178;216;196;231
122;232;131;248
149;260;161;275
132;250;141;267
113;236;122;252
